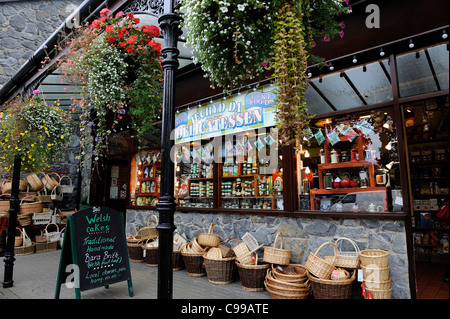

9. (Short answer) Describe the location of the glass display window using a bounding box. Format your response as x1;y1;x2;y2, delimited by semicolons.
174;126;284;210
298;107;402;212
130;148;161;207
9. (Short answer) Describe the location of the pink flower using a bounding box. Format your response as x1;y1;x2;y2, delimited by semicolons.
100;8;111;17
340;30;344;38
115;11;124;18
323;36;330;42
33;90;40;95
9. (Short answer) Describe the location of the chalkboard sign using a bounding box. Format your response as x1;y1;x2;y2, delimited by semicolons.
54;206;133;299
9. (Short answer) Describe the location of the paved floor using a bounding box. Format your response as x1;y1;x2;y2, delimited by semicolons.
0;249;271;300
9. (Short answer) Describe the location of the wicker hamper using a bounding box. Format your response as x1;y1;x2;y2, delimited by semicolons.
308;270;356;299
236;255;269;291
127;232;145;262
361;265;390;281
15;243;35;256
173;250;184;271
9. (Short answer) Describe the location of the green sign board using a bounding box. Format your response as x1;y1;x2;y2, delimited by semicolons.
54;206;133;299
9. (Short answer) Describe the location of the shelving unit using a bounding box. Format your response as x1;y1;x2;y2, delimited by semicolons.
218;159;283;210
309;134;389;211
407;138;449;261
135;150;161;207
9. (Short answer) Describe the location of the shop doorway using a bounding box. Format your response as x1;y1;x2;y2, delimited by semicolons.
402;96;449;298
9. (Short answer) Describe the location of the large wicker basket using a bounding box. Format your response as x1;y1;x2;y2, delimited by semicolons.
41;173;59;191
263;232;291;265
308;270;356;299
181;250;206;277
198;223;221;247
142;239;158;266
15;243;35;256
203;254;237;284
305;241;337;279
34;240;57;253
236;254;269;291
127;232;145;262
361;265;390;281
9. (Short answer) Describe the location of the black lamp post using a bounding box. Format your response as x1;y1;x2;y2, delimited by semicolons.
3;154;22;288
156;0;181;299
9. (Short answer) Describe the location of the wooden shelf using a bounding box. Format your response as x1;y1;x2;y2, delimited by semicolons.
310;186;387;195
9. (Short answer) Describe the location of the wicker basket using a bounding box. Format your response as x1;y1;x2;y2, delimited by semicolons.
128;242;144;262
361;265;390;281
263;232;291;265
142;239;158;266
15;243;35;256
26;173;44;191
173;250;184;271
17;214;32;226
359;249;389;267
0;195;10;212
364;277;391;290
305;241;337;279
264;270;311;300
236;255;269;291
233;241;264;265
218;238;238;258
2;180;28;193
203;254;237;284
58;175;74;193
181;250;206;277
32;212;53;225
14;228;23;247
36;188;52;203
41;173;59;191
198;223;221;247
139;214;159;241
34;240;57;253
272;264;308;283
308;270;356;299
364;287;392;299
19;196;42;215
325;237;360;269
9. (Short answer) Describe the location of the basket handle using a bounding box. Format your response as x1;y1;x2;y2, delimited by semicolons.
20;195;37;204
15;227;23;237
314;241;338;262
249;243;264;254
59;175;72;185
335;237;360;254
224;237;239;248
208;222;214;234
273;232;284;249
147;214;158;227
45;223;60;233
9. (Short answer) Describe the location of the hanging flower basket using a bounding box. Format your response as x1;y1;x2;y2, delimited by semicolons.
55;9;164;169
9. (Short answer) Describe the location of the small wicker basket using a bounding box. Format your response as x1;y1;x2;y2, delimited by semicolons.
19;196;42;215
218;238;238;258
41;173;59;191
139;214;159;241
325;237;360;269
26;173;44;191
263;232;291;265
305;241;337;279
198;223;221;247
359;249;389;268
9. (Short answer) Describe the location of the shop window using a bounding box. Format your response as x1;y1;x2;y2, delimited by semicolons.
130;148;161;207
174;127;284;210
298;108;402;213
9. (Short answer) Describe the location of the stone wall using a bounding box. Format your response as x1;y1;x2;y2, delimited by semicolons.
126;209;411;299
0;0;83;89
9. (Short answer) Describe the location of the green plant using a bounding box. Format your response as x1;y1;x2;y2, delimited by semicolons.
0;91;72;172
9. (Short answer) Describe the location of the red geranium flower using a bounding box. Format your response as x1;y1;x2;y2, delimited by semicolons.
108;36;115;44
